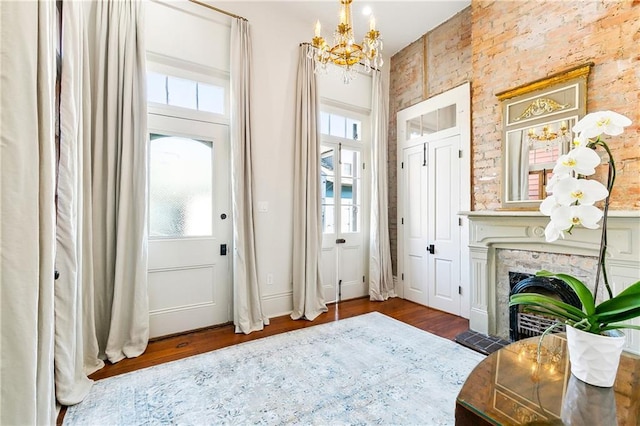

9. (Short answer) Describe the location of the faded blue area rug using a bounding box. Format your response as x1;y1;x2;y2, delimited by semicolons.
64;312;484;425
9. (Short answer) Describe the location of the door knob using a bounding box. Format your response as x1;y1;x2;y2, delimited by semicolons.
427;244;435;254
336;238;346;244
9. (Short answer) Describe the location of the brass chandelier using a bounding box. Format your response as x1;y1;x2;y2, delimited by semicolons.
527;121;570;151
310;0;383;83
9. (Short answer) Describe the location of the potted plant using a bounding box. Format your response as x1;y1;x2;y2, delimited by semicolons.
509;110;640;387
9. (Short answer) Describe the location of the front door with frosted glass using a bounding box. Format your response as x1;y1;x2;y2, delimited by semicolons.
147;115;231;338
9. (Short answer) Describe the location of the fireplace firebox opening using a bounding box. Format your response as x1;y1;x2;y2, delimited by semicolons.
509;272;582;342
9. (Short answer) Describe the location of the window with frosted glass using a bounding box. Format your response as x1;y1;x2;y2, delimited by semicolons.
149;134;213;237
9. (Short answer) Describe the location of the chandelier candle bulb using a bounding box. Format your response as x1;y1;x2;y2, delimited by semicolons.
315;20;321;37
369;15;375;31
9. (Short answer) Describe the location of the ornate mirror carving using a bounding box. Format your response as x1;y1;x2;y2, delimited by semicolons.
496;63;592;209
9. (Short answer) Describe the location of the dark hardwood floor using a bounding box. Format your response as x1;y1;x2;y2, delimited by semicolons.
57;297;468;424
90;297;468;380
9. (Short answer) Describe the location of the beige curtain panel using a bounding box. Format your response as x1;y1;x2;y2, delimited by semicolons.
55;0;95;405
230;18;269;334
0;1;58;423
369;71;395;301
55;0;150;404
1;0;150;418
87;0;149;365
290;44;328;321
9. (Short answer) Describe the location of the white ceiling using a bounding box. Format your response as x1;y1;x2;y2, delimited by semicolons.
273;1;471;56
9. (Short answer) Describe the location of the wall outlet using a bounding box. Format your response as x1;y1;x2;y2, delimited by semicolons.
266;273;274;285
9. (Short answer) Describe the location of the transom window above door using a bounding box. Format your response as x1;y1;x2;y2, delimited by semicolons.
405;104;456;140
147;72;225;115
320;112;362;141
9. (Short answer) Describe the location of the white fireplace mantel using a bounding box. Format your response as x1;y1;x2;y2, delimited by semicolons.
460;210;640;354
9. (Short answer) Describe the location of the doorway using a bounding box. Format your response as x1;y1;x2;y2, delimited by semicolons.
397;83;471;317
147;115;231;338
319;109;369;303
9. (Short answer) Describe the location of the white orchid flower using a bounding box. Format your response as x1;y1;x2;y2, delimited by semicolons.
540;195;561;215
550;205;604;232
553;177;609;206
571;133;589;148
544;220;565;242
572;110;632;138
545;172;571;194
553;146;601;176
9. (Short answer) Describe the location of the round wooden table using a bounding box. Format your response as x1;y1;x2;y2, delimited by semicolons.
455;333;640;425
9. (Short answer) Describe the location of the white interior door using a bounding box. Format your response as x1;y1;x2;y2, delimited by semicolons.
427;136;461;314
320;145;339;303
147;115;231;338
398;84;471;318
321;143;366;302
402;144;429;305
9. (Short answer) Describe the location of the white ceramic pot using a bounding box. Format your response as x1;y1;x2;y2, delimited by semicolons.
565;325;626;388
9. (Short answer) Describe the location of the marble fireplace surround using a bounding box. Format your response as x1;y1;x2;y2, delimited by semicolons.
461;210;640;355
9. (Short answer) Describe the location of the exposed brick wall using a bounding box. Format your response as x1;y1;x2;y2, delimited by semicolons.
472;0;640;211
388;8;473;273
388;1;640;273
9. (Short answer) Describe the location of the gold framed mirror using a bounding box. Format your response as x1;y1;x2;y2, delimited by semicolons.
496;63;593;209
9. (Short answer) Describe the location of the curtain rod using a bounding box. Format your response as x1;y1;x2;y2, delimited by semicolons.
188;0;247;21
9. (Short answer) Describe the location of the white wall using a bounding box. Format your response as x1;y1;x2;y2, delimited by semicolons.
148;0;382;318
146;0;230;71
213;2;381;317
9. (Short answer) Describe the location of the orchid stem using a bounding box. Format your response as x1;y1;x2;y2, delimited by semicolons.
593;139;615;300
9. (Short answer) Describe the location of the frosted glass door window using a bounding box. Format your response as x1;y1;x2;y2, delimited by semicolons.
149;134;213;237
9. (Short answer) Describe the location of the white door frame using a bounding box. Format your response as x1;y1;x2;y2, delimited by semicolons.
320;104;371;303
396;82;471;318
147;114;232;338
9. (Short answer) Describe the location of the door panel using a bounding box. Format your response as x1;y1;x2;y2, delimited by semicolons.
403;145;428;305
321;247;336;302
321;145;338;302
147;116;231;338
148;266;216;310
338;244;365;300
321;142;366;302
427;136;461;314
398;83;471;319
